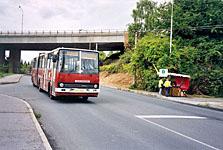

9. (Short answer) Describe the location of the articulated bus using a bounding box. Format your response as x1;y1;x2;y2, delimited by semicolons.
31;48;100;100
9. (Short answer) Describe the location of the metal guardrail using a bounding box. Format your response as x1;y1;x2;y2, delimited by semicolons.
0;29;127;36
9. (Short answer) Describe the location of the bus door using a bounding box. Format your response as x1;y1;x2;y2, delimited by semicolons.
45;53;53;91
43;55;48;91
51;52;59;95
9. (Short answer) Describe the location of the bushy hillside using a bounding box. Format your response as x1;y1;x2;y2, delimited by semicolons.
101;0;223;96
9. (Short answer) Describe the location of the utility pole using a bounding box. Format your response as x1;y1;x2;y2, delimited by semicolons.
133;31;138;86
134;31;138;48
19;5;24;33
170;0;174;54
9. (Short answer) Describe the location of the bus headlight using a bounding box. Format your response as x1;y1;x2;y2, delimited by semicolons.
94;84;98;89
59;83;64;88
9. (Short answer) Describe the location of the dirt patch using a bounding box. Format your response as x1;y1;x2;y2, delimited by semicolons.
100;71;133;89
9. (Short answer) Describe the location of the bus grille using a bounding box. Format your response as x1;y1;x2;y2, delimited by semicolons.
62;83;99;89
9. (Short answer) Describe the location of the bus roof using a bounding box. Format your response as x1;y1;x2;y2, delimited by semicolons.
31;48;99;61
51;47;99;53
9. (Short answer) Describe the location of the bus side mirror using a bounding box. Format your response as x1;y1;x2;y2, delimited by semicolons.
52;55;58;63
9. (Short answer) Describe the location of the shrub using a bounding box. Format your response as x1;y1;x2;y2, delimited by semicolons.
100;63;119;73
131;33;223;96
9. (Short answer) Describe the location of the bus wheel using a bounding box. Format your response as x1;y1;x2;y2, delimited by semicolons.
50;94;55;100
82;96;88;101
31;79;35;87
49;86;56;100
32;83;36;87
38;85;43;92
38;79;43;92
48;83;51;97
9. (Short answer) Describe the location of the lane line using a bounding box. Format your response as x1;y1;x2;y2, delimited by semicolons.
135;116;221;150
136;115;207;119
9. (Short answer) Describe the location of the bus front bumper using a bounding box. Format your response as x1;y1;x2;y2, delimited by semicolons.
53;88;99;97
55;88;100;94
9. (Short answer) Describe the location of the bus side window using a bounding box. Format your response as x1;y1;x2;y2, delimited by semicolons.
49;58;52;69
40;56;44;68
42;57;45;68
39;58;41;68
35;59;38;68
33;61;36;68
39;57;44;68
44;57;47;68
48;59;50;69
40;57;43;68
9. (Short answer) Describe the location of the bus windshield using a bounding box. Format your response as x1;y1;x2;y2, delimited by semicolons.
81;51;98;74
59;50;98;74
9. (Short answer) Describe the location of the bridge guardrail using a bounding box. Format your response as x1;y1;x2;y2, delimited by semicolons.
0;29;127;36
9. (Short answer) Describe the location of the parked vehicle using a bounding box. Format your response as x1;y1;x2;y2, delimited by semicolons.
31;48;100;100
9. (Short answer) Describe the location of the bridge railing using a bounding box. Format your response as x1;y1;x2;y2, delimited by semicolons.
0;29;127;36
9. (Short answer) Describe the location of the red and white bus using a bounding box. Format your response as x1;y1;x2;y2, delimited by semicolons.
31;48;100;100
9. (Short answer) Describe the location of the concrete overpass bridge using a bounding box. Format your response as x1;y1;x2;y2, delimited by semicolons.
0;30;128;73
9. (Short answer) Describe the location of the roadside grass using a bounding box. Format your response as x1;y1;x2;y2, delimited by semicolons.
197;103;210;108
191;94;214;98
0;72;13;78
34;111;42;120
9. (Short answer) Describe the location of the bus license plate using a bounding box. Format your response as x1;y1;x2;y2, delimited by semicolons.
70;89;85;92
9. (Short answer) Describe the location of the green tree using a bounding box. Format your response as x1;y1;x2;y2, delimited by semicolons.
131;33;171;91
128;0;158;46
128;0;223;41
99;51;106;62
171;0;223;38
126;0;223;96
131;33;223;96
132;0;158;31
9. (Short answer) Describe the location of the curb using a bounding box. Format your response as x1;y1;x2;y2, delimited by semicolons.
102;85;223;111
21;99;52;150
0;94;52;150
163;97;223;112
0;74;23;85
101;84;161;98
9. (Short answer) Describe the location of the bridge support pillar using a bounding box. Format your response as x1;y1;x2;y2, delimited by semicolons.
95;43;98;50
89;43;91;50
0;49;5;65
8;50;21;73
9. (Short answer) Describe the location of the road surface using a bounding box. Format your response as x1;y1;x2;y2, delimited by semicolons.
0;76;223;150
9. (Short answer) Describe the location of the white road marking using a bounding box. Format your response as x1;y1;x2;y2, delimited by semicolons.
135;115;220;150
136;115;207;119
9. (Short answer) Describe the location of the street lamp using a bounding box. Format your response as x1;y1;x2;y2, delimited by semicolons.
170;0;174;54
19;5;24;33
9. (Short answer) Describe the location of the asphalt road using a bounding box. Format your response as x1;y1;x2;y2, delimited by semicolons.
0;75;223;150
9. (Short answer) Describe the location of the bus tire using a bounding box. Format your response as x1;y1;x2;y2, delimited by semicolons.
82;96;88;101
38;85;43;92
49;86;56;100
32;82;36;87
48;83;51;97
50;94;55;100
38;79;43;92
31;78;35;87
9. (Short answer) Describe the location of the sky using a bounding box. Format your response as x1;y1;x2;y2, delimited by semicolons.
0;0;169;62
0;0;138;31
